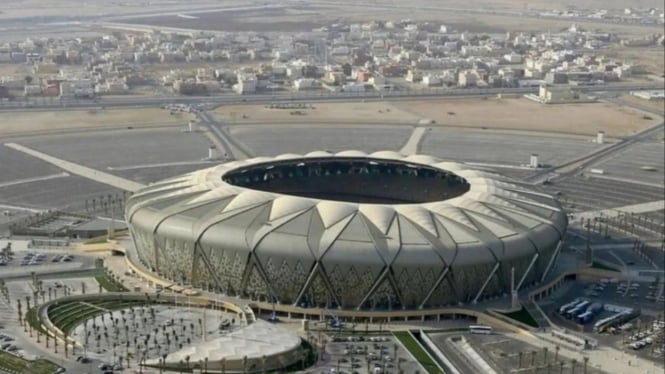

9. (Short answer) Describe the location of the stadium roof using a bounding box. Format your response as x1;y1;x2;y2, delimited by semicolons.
127;150;566;255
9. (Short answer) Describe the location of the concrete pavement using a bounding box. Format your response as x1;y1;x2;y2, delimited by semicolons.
4;143;145;192
576;200;665;222
0;172;70;188
508;331;663;374
400;127;428;155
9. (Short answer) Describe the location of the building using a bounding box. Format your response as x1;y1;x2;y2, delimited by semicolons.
539;84;579;103
234;72;257;94
126;151;567;313
630;90;665;100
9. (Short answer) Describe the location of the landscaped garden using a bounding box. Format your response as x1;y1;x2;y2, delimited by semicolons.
500;306;539;328
0;350;60;374
47;299;144;333
393;331;444;374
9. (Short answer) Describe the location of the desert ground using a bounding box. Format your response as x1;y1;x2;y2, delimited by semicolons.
0;108;194;137
213;102;420;124
215;98;662;138
392;97;662;137
619;94;665;111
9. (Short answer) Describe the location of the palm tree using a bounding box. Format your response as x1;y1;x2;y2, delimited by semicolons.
571;359;577;374
242;355;248;374
543;347;548;364
16;299;22;328
555;345;560;362
25;310;32;337
583;357;589;374
559;361;564;374
261;355;267;373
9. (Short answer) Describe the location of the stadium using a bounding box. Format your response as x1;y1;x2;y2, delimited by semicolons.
125;150;567;312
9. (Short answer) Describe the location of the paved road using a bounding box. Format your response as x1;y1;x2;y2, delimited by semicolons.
400;127;429;155
1;83;661;112
198;110;253;160
526;104;664;184
4;142;145;192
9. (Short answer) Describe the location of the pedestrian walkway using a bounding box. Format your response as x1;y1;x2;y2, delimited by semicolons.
4;143;145;192
400;127;429;155
508;331;663;374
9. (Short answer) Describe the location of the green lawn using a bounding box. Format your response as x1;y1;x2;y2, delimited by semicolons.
501;306;539;328
393;331;443;374
94;274;129;292
591;261;620;272
0;351;61;374
24;359;61;374
47;299;144;333
0;350;27;373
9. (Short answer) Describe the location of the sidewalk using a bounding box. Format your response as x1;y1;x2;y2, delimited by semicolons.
508;331;664;374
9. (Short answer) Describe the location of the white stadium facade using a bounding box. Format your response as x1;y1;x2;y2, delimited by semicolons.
126;150;567;313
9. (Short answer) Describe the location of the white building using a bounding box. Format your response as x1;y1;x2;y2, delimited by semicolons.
234;72;257;94
293;78;319;91
422;75;441;86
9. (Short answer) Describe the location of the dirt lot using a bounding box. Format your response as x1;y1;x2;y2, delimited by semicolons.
215;99;660;138
213;101;420;124
215;98;661;138
391;97;662;137
0;108;194;137
619;94;665;112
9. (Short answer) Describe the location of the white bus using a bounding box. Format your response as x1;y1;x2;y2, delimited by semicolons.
469;325;493;335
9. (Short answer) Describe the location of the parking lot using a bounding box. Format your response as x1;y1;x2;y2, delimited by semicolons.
309;334;424;374
420;130;601;167
549;280;664;322
543;176;665;212
428;331;606;374
229;125;412;156
0;242;96;279
592;141;665;187
16;128;212;171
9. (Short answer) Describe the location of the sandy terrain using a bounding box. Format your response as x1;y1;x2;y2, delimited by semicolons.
213;102;420;124
0;108;194;137
213;98;660;138
619;94;665;111
391;97;662;137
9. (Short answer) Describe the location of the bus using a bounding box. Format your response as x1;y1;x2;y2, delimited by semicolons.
576;311;594;324
469;325;493;335
565;301;591;319
558;298;583;314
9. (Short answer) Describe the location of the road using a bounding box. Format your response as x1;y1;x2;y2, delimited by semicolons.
197;110;253;160
1;83;662;112
525;100;664;184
